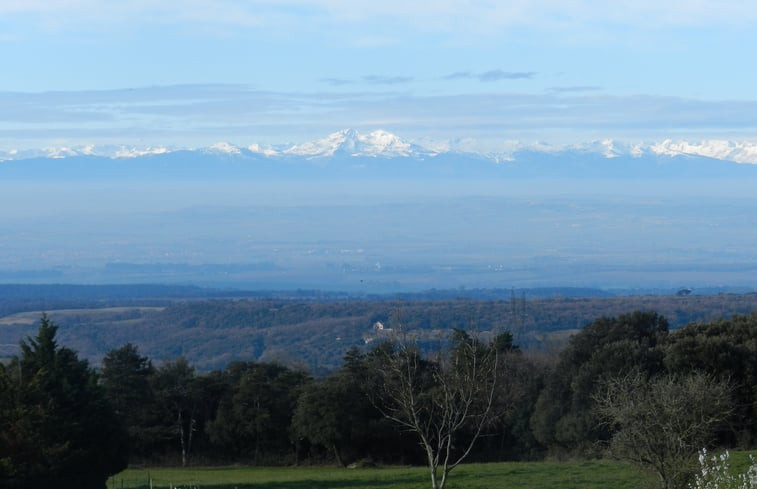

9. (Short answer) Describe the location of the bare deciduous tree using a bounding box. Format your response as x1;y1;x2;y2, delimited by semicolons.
595;371;733;489
371;328;510;489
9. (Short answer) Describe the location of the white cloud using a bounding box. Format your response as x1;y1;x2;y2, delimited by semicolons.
2;85;757;152
4;0;755;34
0;1;268;35
290;1;757;31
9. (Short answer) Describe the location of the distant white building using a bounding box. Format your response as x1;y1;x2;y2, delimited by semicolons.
364;321;393;344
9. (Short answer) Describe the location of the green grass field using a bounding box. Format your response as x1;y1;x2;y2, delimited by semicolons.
109;450;757;489
108;460;653;489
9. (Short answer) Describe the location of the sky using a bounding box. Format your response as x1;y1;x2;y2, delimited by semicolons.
1;1;757;151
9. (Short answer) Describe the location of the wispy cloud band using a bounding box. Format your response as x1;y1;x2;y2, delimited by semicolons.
4;1;757;32
443;70;537;82
1;85;756;149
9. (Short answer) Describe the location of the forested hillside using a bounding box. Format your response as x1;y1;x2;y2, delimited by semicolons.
5;311;756;489
1;291;757;370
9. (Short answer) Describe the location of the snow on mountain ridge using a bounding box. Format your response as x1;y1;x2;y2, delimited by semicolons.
247;143;279;157
359;129;415;156
597;139;621;158
207;142;242;155
45;146;80;159
284;128;419;158
651;139;757;164
556;139;626;159
113;146;171;158
2;131;757;164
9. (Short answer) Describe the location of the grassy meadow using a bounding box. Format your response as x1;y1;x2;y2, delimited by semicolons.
108;460;653;489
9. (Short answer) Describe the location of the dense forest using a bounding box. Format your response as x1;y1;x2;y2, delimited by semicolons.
2;310;756;488
2;290;757;371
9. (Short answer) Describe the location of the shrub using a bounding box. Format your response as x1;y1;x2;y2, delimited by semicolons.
689;449;757;489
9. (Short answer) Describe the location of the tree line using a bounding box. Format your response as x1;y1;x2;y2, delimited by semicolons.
6;293;757;373
1;311;756;488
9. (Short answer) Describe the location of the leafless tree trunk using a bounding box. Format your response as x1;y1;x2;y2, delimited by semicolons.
372;328;506;489
177;407;196;467
178;410;187;467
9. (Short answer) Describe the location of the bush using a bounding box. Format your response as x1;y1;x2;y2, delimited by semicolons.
689;449;757;489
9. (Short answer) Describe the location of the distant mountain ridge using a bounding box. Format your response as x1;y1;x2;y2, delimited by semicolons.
283;128;424;158
3;128;757;163
2;129;757;181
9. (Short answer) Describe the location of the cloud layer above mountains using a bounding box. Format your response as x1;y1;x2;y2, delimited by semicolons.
1;1;755;153
1;85;756;154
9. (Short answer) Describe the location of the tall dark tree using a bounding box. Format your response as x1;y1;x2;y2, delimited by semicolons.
0;315;128;489
0;362;19;480
292;347;399;466
292;377;352;466
472;332;546;462
530;311;668;454
663;313;757;446
101;343;156;460
207;362;310;464
151;357;200;467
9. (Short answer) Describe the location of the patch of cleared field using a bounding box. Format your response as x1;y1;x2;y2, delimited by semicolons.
0;307;165;326
110;460;651;489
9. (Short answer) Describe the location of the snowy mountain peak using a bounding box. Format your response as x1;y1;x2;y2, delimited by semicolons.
2;132;757;165
45;146;81;159
207;142;241;155
284;129;419;158
247;143;279;157
544;139;625;159
651;139;757;164
630;143;645;158
337;127;360;140
599;139;621;158
360;129;415;156
113;146;171;158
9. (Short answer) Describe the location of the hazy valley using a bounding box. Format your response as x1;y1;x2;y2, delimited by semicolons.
2;130;757;292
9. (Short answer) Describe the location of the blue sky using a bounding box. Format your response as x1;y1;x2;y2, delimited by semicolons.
2;1;757;150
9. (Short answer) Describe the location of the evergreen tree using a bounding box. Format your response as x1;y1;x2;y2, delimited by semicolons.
0;315;128;489
151;357;200;467
101;343;157;460
207;362;310;464
530;311;668;454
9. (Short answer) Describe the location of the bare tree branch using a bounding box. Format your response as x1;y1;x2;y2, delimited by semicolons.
369;324;512;489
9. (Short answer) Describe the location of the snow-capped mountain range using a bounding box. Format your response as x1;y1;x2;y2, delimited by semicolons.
2;128;757;165
283;129;419;158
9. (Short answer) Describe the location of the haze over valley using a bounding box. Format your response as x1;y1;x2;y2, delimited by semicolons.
2;130;756;292
5;4;757;488
3;1;757;295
